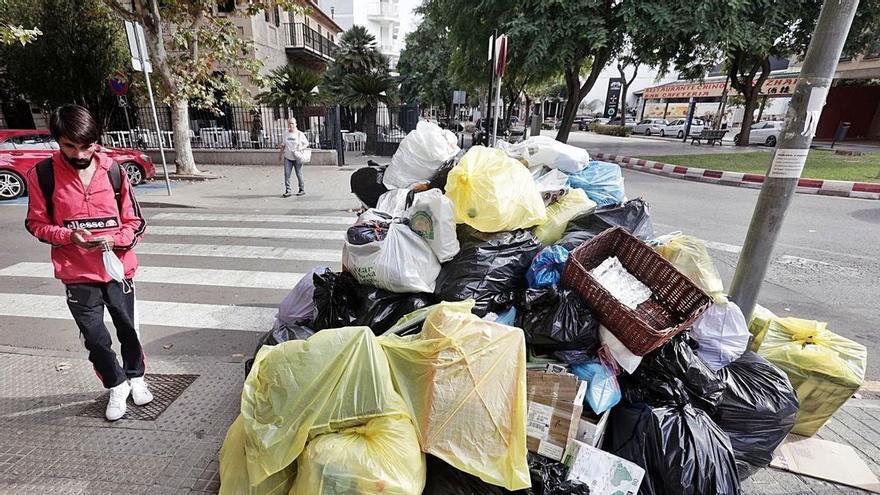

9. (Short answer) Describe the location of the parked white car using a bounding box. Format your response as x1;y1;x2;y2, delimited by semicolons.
733;121;784;146
660;118;706;138
633;118;668;136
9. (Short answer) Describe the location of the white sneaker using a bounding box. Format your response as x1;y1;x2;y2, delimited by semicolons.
106;381;131;421
130;376;153;406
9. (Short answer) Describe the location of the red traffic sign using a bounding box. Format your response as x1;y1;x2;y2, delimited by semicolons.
108;71;130;96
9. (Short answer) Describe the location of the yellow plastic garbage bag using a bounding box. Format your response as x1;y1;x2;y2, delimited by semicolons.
445;146;547;233
290;415;426;495
758;316;866;436
378;301;531;490
219;416;295;495
533;188;596;245
747;304;777;352
240;326;408;486
655;234;726;303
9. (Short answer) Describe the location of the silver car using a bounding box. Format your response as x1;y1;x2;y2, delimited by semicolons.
660;118;706;138
633;118;668;136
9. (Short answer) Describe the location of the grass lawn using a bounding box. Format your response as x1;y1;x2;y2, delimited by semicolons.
642;150;880;183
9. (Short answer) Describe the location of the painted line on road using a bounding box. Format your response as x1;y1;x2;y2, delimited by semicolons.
0;293;274;332
0;262;302;290
148;225;344;240
150;212;355;225
704;241;742;254
137;243;342;263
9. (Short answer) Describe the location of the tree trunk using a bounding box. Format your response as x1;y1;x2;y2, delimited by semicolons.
620;83;629;126
171;99;199;174
555;68;582;143
736;92;760;147
363;105;377;155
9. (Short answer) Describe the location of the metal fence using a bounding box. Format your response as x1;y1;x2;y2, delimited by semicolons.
103;104;342;154
283;23;337;60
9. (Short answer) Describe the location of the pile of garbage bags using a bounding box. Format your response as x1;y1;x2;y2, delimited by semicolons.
221;133;868;494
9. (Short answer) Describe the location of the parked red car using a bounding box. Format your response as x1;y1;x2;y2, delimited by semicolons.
0;129;156;200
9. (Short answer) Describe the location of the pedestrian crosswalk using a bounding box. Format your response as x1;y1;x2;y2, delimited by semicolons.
0;209;355;334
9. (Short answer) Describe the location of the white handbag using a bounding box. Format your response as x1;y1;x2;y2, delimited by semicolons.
294;149;312;163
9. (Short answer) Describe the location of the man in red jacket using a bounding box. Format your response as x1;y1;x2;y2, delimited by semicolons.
25;105;150;421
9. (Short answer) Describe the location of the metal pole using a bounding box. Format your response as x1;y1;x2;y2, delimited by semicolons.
486;30;497;146
132;23;172;196
492;73;502;146
121;98;134;147
729;0;859;319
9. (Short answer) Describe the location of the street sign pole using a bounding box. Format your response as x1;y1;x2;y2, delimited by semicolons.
486;31;497;146
729;0;859;319
119;96;134;146
130;22;172;196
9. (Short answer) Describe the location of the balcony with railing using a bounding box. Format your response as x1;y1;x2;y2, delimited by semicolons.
367;1;400;23
283;23;337;62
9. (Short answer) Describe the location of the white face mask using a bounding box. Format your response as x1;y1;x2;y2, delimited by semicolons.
103;247;131;293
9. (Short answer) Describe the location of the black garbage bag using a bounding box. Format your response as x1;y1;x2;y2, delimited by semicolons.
435;226;541;317
714;351;799;469
603;383;740;495
311;271;361;330
244;324;315;376
552;348;597;365
558;198;654;251
427;151;463;192
346;220;391;245
423;455;519;494
622;333;726;412
350;163;389;208
353;286;435;335
526;452;589;495
312;270;435;334
515;286;600;353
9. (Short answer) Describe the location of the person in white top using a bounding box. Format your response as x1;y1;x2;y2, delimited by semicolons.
278;117;308;197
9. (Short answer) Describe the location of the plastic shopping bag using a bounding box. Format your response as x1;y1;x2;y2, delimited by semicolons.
343;222;441;293
385;121;460;188
275;266;328;329
291;415;426;495
758;316;866;436
376;188;414;218
533;188;597;245
379;301;531;490
570;356;622;415
405;189;460;262
655;234;725;302
690;302;750;372
497;135;589;173
526;245;569;289
568;160;625;206
445;146;547;233
238;327;408;486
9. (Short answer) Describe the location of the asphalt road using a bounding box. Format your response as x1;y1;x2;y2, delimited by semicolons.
0;159;876;378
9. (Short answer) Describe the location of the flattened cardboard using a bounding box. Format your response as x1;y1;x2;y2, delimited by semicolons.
526;370;586;461
770;434;880;493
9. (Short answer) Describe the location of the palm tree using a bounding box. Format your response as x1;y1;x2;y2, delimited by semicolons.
258;65;324;108
333;25;389;73
340;69;396;155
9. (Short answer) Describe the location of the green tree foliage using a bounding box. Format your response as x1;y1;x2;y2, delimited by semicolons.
105;0;299;174
258;65;324;108
397;16;453;113
0;0;129;130
322;25;393;154
0;0;41;45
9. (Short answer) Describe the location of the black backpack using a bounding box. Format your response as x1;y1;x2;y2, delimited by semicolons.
34;158;124;220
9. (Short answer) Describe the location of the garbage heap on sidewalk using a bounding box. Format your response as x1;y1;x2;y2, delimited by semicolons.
222;122;868;495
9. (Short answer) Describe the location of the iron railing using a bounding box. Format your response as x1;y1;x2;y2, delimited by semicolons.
283;23;337;60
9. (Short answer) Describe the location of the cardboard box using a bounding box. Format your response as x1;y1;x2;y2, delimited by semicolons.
575;411;609;448
526;370;587;461
563;439;645;494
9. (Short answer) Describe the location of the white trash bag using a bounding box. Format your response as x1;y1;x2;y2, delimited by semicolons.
690;302;750;371
497;135;589;173
405;189;460;263
384;121;460;189
376;189;413;218
343;222;441;293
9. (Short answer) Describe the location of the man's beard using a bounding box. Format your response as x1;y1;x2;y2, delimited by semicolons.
63;154;92;169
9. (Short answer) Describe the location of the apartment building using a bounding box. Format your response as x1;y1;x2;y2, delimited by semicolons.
316;0;402;69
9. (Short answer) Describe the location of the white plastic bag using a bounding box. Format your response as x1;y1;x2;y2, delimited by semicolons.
384;122;460;189
376;189;412;217
497;136;589;173
599;325;642;374
691;302;750;371
405;189;460;263
343;222;441;293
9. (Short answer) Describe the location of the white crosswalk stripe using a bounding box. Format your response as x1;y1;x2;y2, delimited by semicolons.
136;243;342;263
0;210;350;333
150;212;355;225
0;262;303;290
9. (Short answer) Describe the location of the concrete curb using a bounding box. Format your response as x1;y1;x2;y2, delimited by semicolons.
593;152;880;200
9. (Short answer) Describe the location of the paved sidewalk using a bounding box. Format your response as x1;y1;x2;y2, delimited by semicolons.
1;343;878;494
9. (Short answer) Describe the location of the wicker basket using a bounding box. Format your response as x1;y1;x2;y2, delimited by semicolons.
561;227;712;356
